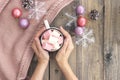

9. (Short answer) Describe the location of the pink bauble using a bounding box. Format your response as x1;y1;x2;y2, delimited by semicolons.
76;5;85;15
19;18;29;28
77;16;87;27
75;27;84;35
12;8;22;18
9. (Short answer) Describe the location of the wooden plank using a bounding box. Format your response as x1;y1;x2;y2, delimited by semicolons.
50;1;77;80
76;0;104;80
104;0;120;80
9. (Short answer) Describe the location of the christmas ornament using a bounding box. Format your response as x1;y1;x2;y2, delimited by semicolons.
65;13;77;26
89;9;99;20
76;5;85;15
12;7;30;29
21;0;34;10
76;28;95;47
75;27;84;35
77;16;87;27
75;5;95;47
28;1;46;21
12;8;22;18
19;18;29;28
64;5;95;47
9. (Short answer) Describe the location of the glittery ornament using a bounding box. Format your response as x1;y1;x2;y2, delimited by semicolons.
12;8;22;18
28;1;46;21
89;9;99;20
19;18;29;28
21;0;34;10
77;16;87;27
76;5;85;15
75;27;84;35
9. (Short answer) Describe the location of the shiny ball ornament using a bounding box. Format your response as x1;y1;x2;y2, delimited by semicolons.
12;8;22;18
19;18;29;28
75;27;84;35
76;5;85;15
77;16;87;27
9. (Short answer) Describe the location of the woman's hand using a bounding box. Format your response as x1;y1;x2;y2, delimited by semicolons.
31;26;78;80
55;27;78;80
56;26;74;64
31;27;49;80
32;27;49;64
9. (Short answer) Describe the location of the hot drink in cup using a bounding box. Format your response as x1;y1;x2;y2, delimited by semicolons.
40;20;64;52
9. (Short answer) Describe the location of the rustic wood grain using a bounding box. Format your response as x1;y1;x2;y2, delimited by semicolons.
104;0;120;80
76;0;104;80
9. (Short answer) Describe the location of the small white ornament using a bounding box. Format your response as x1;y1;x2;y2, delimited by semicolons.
76;28;95;47
28;1;46;21
65;13;77;26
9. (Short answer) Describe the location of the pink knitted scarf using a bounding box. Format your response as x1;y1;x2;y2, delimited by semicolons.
0;0;73;80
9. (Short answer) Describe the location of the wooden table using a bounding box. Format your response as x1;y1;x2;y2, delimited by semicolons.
28;0;120;80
